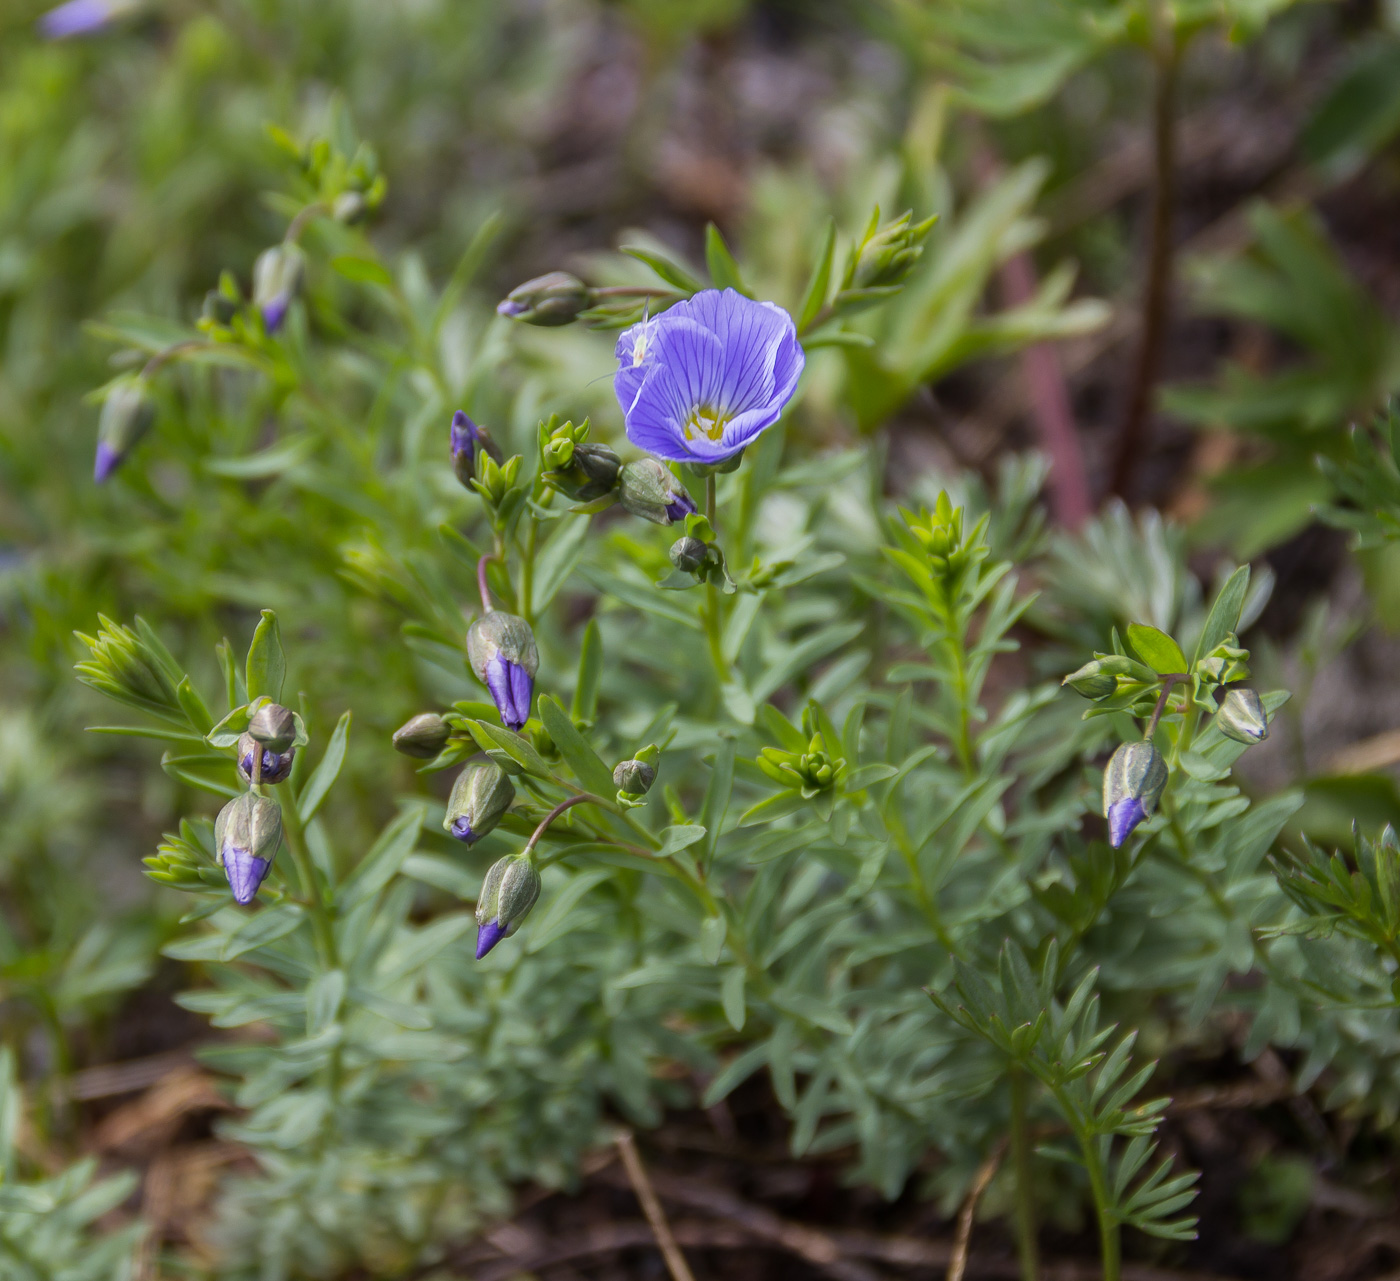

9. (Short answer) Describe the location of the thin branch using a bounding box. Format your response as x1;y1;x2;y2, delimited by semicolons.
947;1138;1008;1281
1111;39;1181;497
476;553;496;614
614;1130;698;1281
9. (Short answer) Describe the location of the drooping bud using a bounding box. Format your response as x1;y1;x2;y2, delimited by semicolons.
669;536;710;574
248;702;297;753
467;612;539;731
94;378;156;482
1215;688;1269;745
1102;741;1168;848
332;191;368;224
215;792;283;905
236;732;295;785
449;411;503;487
474;854;542;958
847;209;937;292
252;244;305;334
496;272;591;327
614;744;659;807
392;713;451;760
618;459;697;526
443;759;515;845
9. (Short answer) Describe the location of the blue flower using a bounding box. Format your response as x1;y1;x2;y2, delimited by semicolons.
449;410;501;486
614;289;804;465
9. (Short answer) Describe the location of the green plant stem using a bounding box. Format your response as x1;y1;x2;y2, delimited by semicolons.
1009;1067;1040;1281
945;600;974;773
703;474;725;677
277;792;338;970
1087;1145;1121;1281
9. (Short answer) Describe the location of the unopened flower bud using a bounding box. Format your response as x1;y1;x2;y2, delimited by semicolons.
253;244;305;334
202;289;239;326
618;459;697;526
669;536;709;574
237;732;295;785
467;612;539;731
444;759;515;845
614;744;659;799
1215;688;1268;745
475;854;541;958
1103;741;1168;848
94;378;156;483
393;712;451;760
248;702;297;753
496;272;591;327
1063;659;1117;701
332;191;368;224
848;209;936;291
216;792;283;905
449;410;503;487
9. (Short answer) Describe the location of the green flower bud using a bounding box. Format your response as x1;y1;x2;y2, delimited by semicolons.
94;378;156;482
613;743;659;802
444;758;515;845
1215;688;1268;745
475;855;542;957
215;792;283;905
496;272;592;327
848;209;936;292
540;419;622;502
1103;741;1168;848
1063;659;1117;700
248;702;297;753
393;712;452;759
669;536;710;574
618;459;697;526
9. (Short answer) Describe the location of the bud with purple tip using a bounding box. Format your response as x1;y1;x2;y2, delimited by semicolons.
496;272;591;327
443;759;515;845
1214;688;1269;745
216;792;283;906
237;732;295;785
1102;741;1168;848
467;612;539;731
253;244;305;335
450;411;503;488
474;854;541;958
94;378;156;483
618;459;697;526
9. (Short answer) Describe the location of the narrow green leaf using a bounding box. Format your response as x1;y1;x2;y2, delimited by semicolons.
245;610;286;702
705;223;750;295
537;696;615;797
1192;564;1251;664
797;219;836;333
620;245;703;294
572;619;603;724
298;711;351;825
721;966;746;1030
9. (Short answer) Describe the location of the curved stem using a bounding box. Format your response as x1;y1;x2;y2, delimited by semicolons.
140;339;211;380
477;553;496;614
523;794;602;861
1145;673;1187;740
284;201;330;245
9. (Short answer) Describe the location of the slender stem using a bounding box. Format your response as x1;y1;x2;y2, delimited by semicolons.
477;553;496;614
946;1137;1007;1281
140;339;211;380
278;795;338;969
1144;673;1187;740
284;200;330;245
1009;1067;1040;1281
615;1130;698;1281
592;286;681;300
523;793;599;861
1111;37;1179;497
703;474;725;677
1087;1144;1121;1281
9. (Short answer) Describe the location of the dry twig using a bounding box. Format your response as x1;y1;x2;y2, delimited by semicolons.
947;1140;1008;1281
615;1128;698;1281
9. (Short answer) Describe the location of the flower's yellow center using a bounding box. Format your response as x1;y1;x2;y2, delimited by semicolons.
684;404;729;442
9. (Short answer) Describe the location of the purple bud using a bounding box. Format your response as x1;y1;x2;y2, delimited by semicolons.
495;299;526;318
485;654;534;730
450;816;475;842
476;918;507;959
224;848;272;906
39;0;118;39
449;410;501;486
93;441;121;483
665;490;698;523
237;733;295;785
1107;796;1146;849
